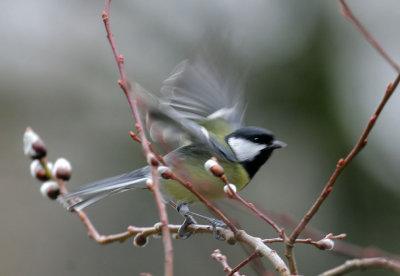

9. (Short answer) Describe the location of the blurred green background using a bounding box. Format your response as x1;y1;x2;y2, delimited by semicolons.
1;0;400;275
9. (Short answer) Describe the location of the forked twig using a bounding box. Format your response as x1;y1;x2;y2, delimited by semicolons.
286;1;400;274
211;249;243;276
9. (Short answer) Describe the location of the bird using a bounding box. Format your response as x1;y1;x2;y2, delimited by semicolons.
61;50;285;238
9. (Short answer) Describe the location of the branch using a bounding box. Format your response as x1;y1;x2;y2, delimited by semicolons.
339;0;400;73
102;2;173;275
264;233;345;251
289;63;400;243
211;249;243;276
233;203;400;261
285;2;400;271
234;230;290;276
205;158;283;235
227;252;259;276
287;73;400;273
320;257;400;276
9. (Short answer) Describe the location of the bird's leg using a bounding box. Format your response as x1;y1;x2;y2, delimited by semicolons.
175;202;227;240
176;202;197;239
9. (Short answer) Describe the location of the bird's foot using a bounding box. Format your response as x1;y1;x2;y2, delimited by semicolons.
199;216;227;241
176;202;228;240
177;202;197;239
177;215;197;239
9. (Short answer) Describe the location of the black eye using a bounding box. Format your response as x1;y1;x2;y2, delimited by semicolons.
252;137;259;142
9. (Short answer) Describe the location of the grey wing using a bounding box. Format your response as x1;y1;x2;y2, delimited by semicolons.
59;167;150;211
137;51;245;161
160;51;246;127
135;83;237;162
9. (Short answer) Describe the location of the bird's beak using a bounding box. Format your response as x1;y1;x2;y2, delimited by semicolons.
270;140;287;149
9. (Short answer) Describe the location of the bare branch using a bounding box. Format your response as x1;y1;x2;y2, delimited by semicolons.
289;75;400;243
283;2;400;272
102;2;173;275
339;0;400;73
211;249;243;276
320;257;400;276
227;252;259;276
235;230;290;276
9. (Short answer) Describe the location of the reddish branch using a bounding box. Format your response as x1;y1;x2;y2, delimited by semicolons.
227;252;259;276
252;205;400;261
33;149;218;246
102;2;173;275
287;73;400;271
219;174;283;235
339;0;400;73
289;20;400;246
264;233;345;250
284;1;400;273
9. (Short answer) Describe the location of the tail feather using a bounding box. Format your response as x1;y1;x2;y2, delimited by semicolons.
59;167;150;211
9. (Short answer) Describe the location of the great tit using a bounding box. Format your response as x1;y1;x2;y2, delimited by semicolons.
61;51;285;235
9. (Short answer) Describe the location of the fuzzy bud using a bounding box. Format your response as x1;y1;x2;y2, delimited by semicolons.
318;238;335;250
158;166;172;179
212;249;224;260
30;160;51;181
146;153;159;167
23;128;47;159
204;159;224;177
146;179;153;189
223;184;237;197
133;233;148;247
40;181;60;200
52;158;72;181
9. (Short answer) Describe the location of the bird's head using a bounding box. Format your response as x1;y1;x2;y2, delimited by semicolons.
226;126;285;178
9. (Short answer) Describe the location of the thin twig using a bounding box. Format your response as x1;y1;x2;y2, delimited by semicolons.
227;252;259;276
76;212;223;245
320;257;400;276
220;174;283;236
102;2;173;275
339;0;400;73
228;201;400;261
264;233;345;249
211;249;242;276
285;2;400;272
289;74;400;243
288;75;400;269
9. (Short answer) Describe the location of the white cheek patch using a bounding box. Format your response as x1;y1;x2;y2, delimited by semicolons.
227;137;267;162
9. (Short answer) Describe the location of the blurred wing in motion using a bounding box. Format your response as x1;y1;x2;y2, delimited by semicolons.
135;83;237;162
160;51;245;127
136;50;246;161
